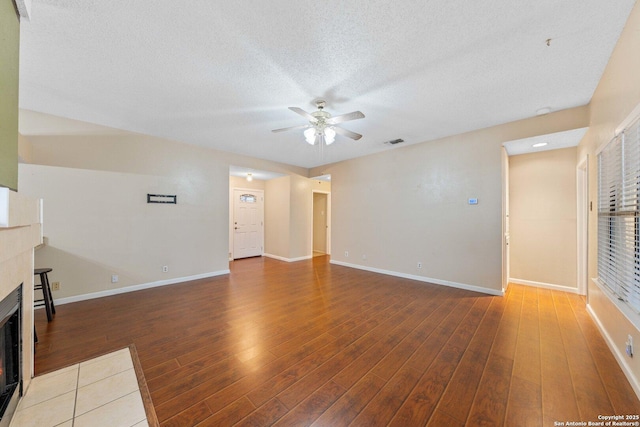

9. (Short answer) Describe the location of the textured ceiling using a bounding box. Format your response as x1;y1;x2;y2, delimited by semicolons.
18;0;637;168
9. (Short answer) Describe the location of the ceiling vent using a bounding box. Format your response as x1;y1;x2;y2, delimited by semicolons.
384;138;404;145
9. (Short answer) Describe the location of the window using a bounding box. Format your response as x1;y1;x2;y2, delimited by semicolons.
240;194;256;203
597;114;640;313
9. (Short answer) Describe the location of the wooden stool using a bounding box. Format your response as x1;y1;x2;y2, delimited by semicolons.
34;268;56;322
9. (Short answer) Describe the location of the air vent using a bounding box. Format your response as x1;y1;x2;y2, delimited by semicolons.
384;138;404;145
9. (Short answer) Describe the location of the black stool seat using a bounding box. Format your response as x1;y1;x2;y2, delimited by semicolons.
34;268;56;322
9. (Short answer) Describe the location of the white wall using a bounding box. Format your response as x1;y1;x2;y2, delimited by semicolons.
509;147;577;291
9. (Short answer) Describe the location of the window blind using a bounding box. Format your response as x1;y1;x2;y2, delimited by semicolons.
598;115;640;312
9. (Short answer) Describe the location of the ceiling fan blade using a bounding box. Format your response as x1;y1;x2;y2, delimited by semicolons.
333;126;362;140
272;124;310;133
289;107;318;123
326;111;365;125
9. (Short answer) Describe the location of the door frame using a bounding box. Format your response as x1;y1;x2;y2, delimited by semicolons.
577;156;589;296
231;187;264;260
501;147;510;293
311;190;331;256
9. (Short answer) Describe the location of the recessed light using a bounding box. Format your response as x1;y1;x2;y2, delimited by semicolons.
533;142;548;148
536;107;552;116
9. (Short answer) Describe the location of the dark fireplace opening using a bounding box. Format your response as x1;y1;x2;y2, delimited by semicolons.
0;286;22;427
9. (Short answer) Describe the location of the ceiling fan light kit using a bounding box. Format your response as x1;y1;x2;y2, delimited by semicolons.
273;100;364;146
304;127;335;145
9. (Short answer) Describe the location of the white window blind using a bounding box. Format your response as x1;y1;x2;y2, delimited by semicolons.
598;114;640;312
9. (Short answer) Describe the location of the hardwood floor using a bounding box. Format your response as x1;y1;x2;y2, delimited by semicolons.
34;256;640;426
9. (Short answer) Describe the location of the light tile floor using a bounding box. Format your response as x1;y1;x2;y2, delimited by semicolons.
10;348;149;427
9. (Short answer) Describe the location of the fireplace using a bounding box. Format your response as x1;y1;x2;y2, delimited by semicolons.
0;285;22;427
0;188;41;425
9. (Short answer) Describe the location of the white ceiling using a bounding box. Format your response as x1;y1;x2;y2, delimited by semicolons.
503;127;588;156
18;1;637;168
229;165;285;182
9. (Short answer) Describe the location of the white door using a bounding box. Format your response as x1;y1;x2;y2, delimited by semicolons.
233;189;264;259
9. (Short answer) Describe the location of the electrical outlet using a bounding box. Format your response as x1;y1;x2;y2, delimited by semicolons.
417;262;422;269
162;265;169;273
362;254;367;260
626;334;634;357
344;251;349;258
51;281;60;291
111;274;119;283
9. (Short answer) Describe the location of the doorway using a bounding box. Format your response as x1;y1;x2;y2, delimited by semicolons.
312;191;330;256
232;188;264;259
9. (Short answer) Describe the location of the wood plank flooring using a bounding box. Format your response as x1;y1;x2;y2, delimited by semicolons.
33;256;640;426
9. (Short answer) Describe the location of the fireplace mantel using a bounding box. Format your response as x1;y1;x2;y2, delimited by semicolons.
0;187;42;423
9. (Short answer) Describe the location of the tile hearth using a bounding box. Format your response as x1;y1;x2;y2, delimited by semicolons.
9;347;156;427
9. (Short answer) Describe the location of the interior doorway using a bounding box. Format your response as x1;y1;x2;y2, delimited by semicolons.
232;188;264;259
312;191;330;256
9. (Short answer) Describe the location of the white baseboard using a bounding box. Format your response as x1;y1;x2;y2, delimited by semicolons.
330;260;503;296
586;304;640;401
263;253;312;263
51;269;230;306
509;278;579;294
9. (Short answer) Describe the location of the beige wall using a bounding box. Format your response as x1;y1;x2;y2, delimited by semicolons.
19;119;309;300
264;176;291;259
20;163;229;298
262;176;331;261
289;175;314;259
312;106;588;294
509;147;577;290
577;0;640;395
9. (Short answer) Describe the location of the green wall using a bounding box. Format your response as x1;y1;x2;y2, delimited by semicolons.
0;0;19;190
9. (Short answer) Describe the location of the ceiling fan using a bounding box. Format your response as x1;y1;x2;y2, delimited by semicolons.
272;100;365;145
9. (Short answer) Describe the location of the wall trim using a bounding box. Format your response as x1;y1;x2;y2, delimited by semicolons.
509;278;579;294
263;253;312;263
586;304;640;401
51;269;230;306
331;260;503;296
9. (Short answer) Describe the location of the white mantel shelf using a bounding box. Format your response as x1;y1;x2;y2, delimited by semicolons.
0;187;41;229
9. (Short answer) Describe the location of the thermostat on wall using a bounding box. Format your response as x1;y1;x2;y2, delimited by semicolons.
468;198;478;205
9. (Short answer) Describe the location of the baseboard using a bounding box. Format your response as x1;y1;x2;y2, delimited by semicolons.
586;304;640;401
330;260;503;296
263;253;312;263
51;270;230;306
509;278;579;294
